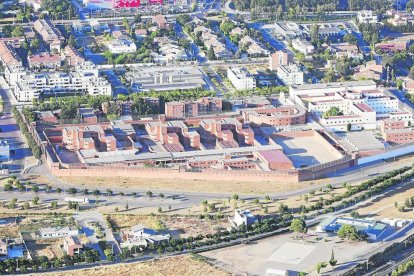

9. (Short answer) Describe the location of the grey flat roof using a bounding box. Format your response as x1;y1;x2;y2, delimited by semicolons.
290;80;376;90
80;144;282;164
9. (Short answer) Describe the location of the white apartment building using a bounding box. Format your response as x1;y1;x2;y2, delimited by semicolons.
289;80;377;98
320;103;377;132
292;38;315;56
0;41;26;86
277;63;304;85
302;88;401;132
357;10;378;24
14;62;112;101
366;96;399;114
106;39;137;54
227;67;256;91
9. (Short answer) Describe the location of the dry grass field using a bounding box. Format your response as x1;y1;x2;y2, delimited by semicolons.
26;238;64;259
350;184;414;219
105;214;227;238
42;255;228;276
57;175;322;195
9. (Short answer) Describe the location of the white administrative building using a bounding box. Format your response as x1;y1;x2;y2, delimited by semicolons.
227;67;256;91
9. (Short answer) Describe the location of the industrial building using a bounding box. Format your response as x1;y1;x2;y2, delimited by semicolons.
127;66;206;92
316;217;391;241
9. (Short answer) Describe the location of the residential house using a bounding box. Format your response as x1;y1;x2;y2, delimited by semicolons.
357;10;378;24
354;60;384;81
120;224;170;249
39;227;80;238
33;19;64;52
239;36;269;57
328;43;362;59
28;53;61;69
63;236;83;256
152;14;170;30
292;38;315;56
64;46;86;66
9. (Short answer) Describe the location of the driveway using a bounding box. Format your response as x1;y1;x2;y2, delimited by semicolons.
74;212;121;259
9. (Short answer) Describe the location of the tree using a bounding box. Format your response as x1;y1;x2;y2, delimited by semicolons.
8;198;17;209
22;201;30;210
337;225;361;241
207;47;216;60
32;196;40;205
343;33;358;45
290;218;307;238
4;183;13;191
50;201;58;209
158;206;163;213
32;146;41;159
310;24;320;46
146;191;153;197
11;26;24;37
409;66;414;79
329;249;337;266
316;262;327;274
350;211;360;219
30;38;40;51
323;107;343;118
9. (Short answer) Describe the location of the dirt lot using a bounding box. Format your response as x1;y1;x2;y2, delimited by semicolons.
105;214;227;238
26;238;64;259
0;224;19;238
43;255;228;276
57;176;322;195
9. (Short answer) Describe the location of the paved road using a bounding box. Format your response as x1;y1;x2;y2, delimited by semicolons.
0;80;32;174
18;153;414;214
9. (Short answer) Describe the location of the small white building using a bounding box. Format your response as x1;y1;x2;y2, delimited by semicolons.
120;224;170;248
292;39;315;56
227;67;256;91
106;39;137;54
39;227;79;238
277;63;304;85
357;10;378;24
230;209;258;228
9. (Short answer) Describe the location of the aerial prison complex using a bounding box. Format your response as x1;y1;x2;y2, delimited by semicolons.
21;79;414;182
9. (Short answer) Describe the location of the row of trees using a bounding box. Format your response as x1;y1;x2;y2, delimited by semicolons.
389;259;414;276
12;107;41;159
234;0;390;13
296;166;413;215
349;232;414;274
0;249;100;273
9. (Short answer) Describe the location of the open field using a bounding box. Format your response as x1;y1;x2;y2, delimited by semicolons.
105;214;227;238
42;255;229;276
56;176;323;195
348;183;414;220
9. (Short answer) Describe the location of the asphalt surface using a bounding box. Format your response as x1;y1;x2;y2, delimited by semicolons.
0;81;32;174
